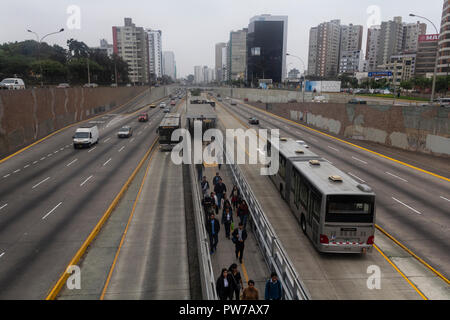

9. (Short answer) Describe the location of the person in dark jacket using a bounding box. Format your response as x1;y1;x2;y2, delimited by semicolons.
264;272;283;300
221;207;233;239
237;200;249;229
230;186;240;210
232;223;247;264
206;213;220;254
216;268;233;300
212;172;221;186
228;263;244;300
214;179;227;209
201;176;210;198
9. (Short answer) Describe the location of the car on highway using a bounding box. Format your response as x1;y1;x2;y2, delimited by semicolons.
217;97;222;102
230;100;237;106
163;108;170;113
170;100;176;106
57;83;70;89
118;126;133;138
83;83;98;88
0;78;26;90
73;125;99;148
138;113;149;122
160;102;167;108
313;95;327;103
149;103;157;108
248;117;259;125
348;98;367;104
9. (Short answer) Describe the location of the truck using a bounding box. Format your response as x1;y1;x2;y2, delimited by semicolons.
73;125;99;149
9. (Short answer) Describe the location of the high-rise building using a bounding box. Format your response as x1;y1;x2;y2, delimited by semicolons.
246;14;288;84
194;66;203;84
376;17;404;67
415;34;439;77
215;42;227;82
340;24;363;53
339;50;364;74
366;26;381;71
146;29;163;80
228;29;247;81
402;22;427;53
113;18;149;84
99;39;114;57
162;51;176;80
221;43;229;82
307;20;341;77
437;0;450;76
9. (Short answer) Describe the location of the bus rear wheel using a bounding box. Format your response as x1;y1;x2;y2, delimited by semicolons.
301;215;307;234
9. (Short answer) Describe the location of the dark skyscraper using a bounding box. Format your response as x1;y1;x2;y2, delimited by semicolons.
246;15;288;85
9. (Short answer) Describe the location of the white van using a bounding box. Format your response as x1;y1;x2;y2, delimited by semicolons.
73;125;99;149
0;78;26;90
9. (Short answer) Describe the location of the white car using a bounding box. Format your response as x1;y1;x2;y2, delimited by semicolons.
73;125;99;149
83;83;98;88
160;102;167;108
313;96;327;103
0;78;25;90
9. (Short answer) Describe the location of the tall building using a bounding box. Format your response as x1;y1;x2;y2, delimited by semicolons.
307;20;341;77
228;29;248;81
194;66;203;84
99;39;114;57
376;17;404;67
402;22;427;53
215;42;227;82
415;34;439;77
113;18;149;84
246;14;288;84
437;0;450;76
366;26;381;71
162;51;176;80
221;43;229;82
340;24;363;53
339;50;364;74
146;29;163;80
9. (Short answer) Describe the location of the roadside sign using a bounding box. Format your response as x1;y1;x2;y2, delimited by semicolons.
368;71;393;77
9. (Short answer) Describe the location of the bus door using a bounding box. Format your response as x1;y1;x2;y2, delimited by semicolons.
309;191;322;244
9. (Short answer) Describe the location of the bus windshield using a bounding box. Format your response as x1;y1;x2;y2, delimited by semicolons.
159;127;176;144
326;195;374;223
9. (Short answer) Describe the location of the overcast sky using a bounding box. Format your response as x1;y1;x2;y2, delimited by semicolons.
0;0;443;77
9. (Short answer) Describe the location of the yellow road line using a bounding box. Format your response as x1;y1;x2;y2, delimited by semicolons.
240;101;449;182
374;244;428;300
45;138;158;300
241;261;249;283
0;88;149;165
376;225;449;284
100;142;158;300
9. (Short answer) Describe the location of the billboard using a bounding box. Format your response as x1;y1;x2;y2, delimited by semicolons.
419;34;439;42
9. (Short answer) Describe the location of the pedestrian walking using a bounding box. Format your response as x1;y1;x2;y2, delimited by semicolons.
237;200;249;229
230;186;240;210
216;268;233;300
242;280;259;300
222;193;232;214
214;179;227;210
228;263;244;300
206;213;220;254
211;192;219;214
232;222;247;264
201;176;210;198
264;272;283;300
212;172;221;186
221;207;233;239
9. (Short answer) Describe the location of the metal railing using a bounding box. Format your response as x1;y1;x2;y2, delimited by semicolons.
224;143;311;300
189;160;218;300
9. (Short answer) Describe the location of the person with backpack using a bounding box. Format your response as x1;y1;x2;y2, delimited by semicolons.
228;263;244;300
264;272;283;300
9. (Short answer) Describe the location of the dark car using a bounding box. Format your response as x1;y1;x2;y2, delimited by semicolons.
138;113;149;122
118;126;133;138
348;98;367;105
249;117;259;125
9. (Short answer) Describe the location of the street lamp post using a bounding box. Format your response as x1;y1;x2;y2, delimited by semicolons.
286;53;306;102
409;13;439;103
27;28;64;87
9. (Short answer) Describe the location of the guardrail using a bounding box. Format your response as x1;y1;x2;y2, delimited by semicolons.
223;140;311;300
189;160;218;300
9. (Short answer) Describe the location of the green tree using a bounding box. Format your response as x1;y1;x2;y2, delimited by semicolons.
31;59;67;84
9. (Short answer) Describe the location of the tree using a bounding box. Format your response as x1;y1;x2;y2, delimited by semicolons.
31;59;67;84
67;38;89;58
400;80;412;90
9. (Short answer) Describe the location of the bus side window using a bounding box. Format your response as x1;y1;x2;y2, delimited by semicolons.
311;192;321;222
299;179;308;209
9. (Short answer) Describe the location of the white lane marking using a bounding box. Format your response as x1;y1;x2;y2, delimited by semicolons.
66;145;70;148
47;153;53;157
40;157;46;161
0;204;7;210
440;196;450;202
130;138;135;142
33;161;38;165
60;148;64;151
24;164;30;169
348;172;366;183
103;158;112;166
309;137;318;143
54;150;59;154
118;146;125;152
385;172;408;182
13;169;20;173
32;177;50;189
42;202;63;220
0;252;4;259
3;174;10;178
88;146;97;153
392;197;422;215
323;158;333;165
352;156;368;165
80;175;93;187
104;138;111;143
66;159;78;167
328;146;340;152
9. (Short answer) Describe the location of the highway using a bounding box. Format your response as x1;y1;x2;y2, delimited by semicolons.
216;96;450;282
0;89;173;299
